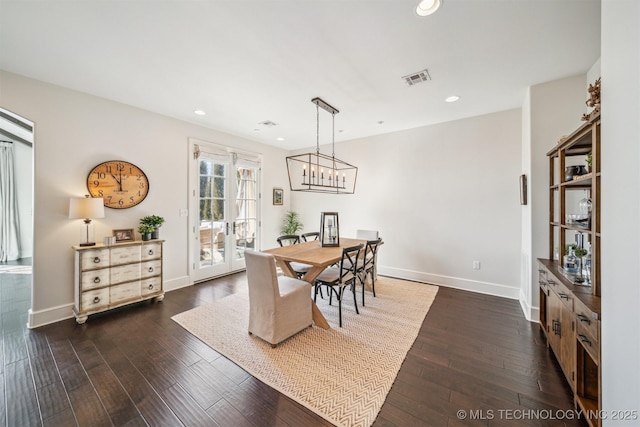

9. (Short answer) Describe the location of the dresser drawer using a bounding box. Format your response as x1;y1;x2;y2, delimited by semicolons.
110;263;141;285
555;287;574;311
79;249;110;271
80;268;110;291
141;242;162;261
576;320;599;363
110;246;141;265
141;276;162;296
80;288;109;312
574;298;599;342
141;260;161;278
110;281;141;305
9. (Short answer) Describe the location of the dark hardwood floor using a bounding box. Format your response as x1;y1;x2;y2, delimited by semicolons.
0;266;586;427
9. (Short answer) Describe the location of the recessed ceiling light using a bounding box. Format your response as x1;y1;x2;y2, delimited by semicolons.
194;109;206;115
276;137;285;141
445;95;460;103
416;0;442;16
377;121;385;125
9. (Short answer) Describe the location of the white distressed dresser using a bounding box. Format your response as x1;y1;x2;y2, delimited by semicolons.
73;240;164;324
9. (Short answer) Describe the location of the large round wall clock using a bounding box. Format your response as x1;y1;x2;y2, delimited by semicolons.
87;160;149;209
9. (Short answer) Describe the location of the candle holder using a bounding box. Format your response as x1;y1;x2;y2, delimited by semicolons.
320;212;340;247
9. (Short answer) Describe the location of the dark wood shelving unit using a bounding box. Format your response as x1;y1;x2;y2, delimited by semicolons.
539;112;601;427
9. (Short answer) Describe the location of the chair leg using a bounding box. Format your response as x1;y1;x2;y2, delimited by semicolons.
370;270;376;297
351;283;359;314
338;287;343;327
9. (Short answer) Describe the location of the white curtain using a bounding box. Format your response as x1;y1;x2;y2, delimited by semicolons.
0;141;20;262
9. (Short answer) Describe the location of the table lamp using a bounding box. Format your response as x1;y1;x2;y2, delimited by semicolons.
69;195;105;246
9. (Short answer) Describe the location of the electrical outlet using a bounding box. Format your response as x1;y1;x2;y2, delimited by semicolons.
473;261;481;270
179;209;188;217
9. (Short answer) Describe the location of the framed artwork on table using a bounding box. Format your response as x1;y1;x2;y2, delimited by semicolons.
113;228;134;242
320;212;340;247
273;188;283;205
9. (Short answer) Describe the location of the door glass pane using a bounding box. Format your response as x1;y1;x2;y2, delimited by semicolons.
235;167;258;258
199;158;226;267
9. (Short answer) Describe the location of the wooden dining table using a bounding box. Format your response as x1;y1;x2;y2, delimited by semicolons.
263;237;368;330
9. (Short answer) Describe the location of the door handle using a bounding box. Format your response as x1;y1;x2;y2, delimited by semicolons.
226;222;229;235
233;222;237;234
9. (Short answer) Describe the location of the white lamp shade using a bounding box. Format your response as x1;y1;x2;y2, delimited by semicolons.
416;0;441;16
69;197;105;220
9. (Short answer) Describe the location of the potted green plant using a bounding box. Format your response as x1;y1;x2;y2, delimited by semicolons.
585;152;592;173
281;210;303;235
138;223;155;241
140;215;165;239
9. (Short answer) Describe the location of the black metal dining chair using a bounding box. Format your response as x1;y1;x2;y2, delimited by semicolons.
313;244;363;327
301;232;320;242
359;238;382;304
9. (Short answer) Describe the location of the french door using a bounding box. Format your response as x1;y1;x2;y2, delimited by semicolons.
190;141;260;282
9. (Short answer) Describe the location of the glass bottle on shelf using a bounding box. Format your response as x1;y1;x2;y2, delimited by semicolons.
563;246;579;274
579;189;592;229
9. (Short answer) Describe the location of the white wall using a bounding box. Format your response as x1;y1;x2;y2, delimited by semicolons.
292;109;523;299
0;70;291;327
601;0;640;422
520;74;588;321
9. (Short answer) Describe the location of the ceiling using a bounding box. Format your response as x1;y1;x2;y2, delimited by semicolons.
0;0;601;150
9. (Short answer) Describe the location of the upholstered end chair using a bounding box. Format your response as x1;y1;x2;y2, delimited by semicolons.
245;250;313;347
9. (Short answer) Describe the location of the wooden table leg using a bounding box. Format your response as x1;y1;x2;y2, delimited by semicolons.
275;260;331;330
311;302;331;329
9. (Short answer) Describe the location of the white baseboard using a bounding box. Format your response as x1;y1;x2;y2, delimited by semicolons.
28;276;193;329
378;266;521;300
28;304;74;329
519;289;540;323
164;275;192;291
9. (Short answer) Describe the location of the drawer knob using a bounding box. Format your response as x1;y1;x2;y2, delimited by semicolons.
558;293;569;300
148;250;154;255
93;296;101;304
93;277;101;283
148;267;154;273
577;313;591;325
578;334;592;346
93;257;101;263
547;279;555;285
148;284;154;290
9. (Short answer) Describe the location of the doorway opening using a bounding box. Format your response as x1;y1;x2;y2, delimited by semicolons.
0;107;34;332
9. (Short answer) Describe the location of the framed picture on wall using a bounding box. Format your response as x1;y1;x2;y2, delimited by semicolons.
273;187;283;205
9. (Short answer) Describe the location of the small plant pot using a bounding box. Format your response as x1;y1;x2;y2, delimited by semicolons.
142;233;152;241
151;228;160;239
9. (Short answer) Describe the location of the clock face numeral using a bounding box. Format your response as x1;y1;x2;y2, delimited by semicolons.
86;160;149;209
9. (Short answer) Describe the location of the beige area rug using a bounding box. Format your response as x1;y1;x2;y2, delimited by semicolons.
172;277;438;427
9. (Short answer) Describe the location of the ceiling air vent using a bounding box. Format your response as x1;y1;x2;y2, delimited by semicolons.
402;69;431;86
258;120;278;127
